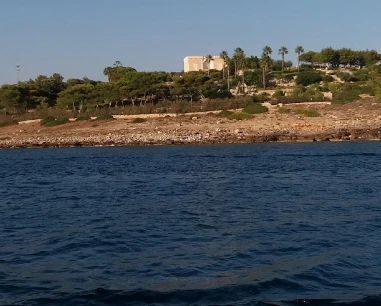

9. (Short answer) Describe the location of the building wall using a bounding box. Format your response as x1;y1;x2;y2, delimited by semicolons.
184;56;225;72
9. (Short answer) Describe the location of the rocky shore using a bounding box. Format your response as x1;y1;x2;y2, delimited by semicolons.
1;100;381;149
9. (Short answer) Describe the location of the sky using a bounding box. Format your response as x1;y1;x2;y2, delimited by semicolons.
0;0;380;84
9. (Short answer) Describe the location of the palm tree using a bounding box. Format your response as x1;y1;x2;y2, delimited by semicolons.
278;46;288;75
263;46;272;57
233;47;244;77
204;55;214;75
262;46;272;72
295;46;304;72
233;48;246;93
220;51;230;90
219;51;227;78
261;55;273;90
261;46;273;89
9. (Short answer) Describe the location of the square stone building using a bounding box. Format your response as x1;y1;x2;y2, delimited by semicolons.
183;56;225;73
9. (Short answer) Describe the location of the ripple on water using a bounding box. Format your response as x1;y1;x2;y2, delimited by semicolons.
1;142;381;305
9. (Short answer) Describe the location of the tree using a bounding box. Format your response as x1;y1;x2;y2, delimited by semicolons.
203;55;214;76
0;84;29;114
338;48;356;66
103;67;112;82
363;49;381;66
261;46;273;90
263;46;272;57
299;50;317;67
278;46;288;75
220;51;230;90
244;70;262;87
56;83;95;111
246;56;260;69
103;64;137;83
262;46;273;71
296;70;323;86
320;47;339;67
272;60;292;71
260;54;272;90
26;74;66;107
233;47;245;77
295;46;304;72
232;48;246;92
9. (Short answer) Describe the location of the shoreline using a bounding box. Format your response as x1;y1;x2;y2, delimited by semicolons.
1;100;381;149
1;138;379;150
1;125;380;150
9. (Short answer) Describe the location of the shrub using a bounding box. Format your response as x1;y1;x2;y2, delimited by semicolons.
227;112;252;120
284;73;297;81
204;89;233;99
359;85;375;96
274;96;306;104
242;103;268;114
292;85;306;97
277;107;319;117
332;91;359;104
332;84;360;104
375;88;381;102
216;110;234;118
0;120;18;128
336;72;358;82
353;71;369;82
40;116;55;126
95;113;115;120
252;93;268;103
277;107;292;114
76;114;91;121
131;117;146;123
201;97;253;112
322;74;334;82
320;83;330;92
41;116;70;127
272;89;284;98
296;71;323;86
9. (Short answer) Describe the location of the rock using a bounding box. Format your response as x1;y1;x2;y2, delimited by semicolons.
192;117;198;120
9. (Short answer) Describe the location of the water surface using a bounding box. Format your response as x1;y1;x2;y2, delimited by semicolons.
1;142;381;305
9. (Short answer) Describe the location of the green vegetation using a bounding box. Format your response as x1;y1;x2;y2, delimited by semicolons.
242;103;268;114
76;114;91;121
296;71;323;86
322;74;334;82
40;116;70;127
252;93;268;103
215;109;252;120
1;46;381;122
95;113;115;121
277;107;292;114
330;83;374;104
0;120;18;127
272;89;284;98
227;112;252;120
216;110;234;117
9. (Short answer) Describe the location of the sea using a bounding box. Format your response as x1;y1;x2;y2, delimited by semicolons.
1;142;381;306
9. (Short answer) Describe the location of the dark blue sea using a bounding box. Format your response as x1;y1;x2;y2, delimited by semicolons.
1;142;381;306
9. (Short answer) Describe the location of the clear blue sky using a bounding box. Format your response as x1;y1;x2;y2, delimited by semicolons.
1;0;380;84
